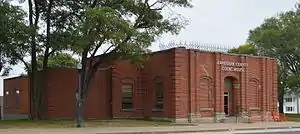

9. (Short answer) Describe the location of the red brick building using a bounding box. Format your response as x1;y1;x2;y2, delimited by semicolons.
3;76;29;115
3;47;278;122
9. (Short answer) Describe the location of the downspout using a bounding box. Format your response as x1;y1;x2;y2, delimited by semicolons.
188;50;192;123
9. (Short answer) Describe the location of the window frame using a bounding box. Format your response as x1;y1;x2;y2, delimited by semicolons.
224;78;233;88
154;82;164;111
121;84;133;111
286;106;294;112
285;98;293;103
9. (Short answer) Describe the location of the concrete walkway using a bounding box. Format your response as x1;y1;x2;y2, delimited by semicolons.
1;122;300;134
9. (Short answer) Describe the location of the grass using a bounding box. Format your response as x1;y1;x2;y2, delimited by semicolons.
285;114;300;122
0;118;188;129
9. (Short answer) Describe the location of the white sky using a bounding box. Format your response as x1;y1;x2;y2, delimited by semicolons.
0;0;299;95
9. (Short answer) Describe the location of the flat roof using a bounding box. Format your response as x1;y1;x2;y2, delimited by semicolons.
153;47;277;60
3;75;28;81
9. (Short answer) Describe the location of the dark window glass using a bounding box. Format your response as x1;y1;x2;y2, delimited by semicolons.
224;78;232;88
122;84;133;110
155;83;164;110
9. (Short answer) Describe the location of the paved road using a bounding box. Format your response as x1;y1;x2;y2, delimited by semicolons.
177;128;300;134
236;131;300;134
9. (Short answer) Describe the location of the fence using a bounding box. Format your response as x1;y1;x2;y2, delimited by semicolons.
159;41;235;53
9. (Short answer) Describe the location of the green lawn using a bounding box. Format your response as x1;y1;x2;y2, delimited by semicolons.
285;114;300;122
0;118;188;129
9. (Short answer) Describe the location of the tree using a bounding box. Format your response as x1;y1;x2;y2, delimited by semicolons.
24;0;76;120
25;53;79;73
247;7;300;113
0;1;29;76
61;1;192;127
228;44;257;55
248;10;300;75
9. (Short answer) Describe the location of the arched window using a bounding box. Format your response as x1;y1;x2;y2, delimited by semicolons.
155;82;164;110
154;76;164;110
122;84;133;110
121;78;134;111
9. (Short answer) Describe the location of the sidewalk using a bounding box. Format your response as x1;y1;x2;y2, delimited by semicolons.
1;122;300;134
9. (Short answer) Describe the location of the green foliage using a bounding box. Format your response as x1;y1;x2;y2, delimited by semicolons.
0;1;29;73
60;0;193;126
247;4;300;112
228;44;257;55
248;10;300;74
25;53;79;73
247;9;300;92
65;0;191;66
1;67;12;76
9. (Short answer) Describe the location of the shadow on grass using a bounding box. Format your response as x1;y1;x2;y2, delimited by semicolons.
0;118;188;129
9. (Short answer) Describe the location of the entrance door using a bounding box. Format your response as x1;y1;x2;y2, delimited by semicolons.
224;92;230;116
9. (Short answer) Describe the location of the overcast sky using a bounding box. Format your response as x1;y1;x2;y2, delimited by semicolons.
0;0;299;95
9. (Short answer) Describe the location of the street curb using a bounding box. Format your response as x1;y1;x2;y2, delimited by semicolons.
96;126;300;134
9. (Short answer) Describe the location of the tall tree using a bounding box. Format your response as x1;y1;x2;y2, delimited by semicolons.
62;0;192;127
24;0;75;119
248;10;300;75
0;1;29;76
247;8;300;113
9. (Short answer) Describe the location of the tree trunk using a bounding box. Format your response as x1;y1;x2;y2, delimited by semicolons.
76;69;84;127
0;62;3;73
28;0;40;120
278;99;283;113
278;85;285;113
76;98;84;127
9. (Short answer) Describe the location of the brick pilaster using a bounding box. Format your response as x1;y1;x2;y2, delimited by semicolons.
261;58;267;111
273;60;278;111
240;56;247;111
214;53;222;112
171;48;188;119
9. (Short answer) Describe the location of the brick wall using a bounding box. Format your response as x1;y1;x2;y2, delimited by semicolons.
3;48;278;122
171;48;278;122
44;67;111;119
3;76;29;114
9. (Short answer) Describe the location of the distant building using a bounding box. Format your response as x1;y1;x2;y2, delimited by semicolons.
283;93;300;114
3;47;278;123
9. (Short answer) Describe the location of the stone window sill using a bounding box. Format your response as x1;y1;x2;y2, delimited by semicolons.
152;108;163;112
122;109;134;112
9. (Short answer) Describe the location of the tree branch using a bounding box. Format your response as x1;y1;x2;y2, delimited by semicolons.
91;37;106;57
33;0;40;26
16;55;30;73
